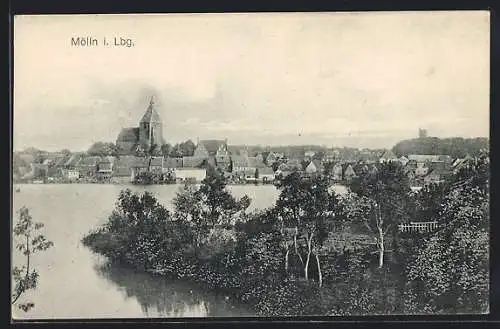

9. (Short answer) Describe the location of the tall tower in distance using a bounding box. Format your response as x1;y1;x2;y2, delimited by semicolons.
139;96;164;149
418;128;428;139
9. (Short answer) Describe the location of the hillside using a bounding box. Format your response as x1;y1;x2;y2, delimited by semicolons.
392;137;488;158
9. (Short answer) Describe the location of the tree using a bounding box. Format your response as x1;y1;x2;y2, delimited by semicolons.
274;172;336;286
12;207;54;312
348;161;412;268
173;168;251;255
180;140;196;157
405;157;489;314
195;168;251;227
87;142;119;157
406;183;489;313
161;143;172;157
60;149;71;157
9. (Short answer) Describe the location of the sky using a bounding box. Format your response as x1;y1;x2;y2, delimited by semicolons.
13;12;490;152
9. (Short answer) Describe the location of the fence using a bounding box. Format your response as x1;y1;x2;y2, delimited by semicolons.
398;221;438;233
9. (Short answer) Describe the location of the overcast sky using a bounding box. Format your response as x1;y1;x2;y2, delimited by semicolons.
14;12;489;151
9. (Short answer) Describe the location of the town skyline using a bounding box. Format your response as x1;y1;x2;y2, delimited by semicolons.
14;12;489;152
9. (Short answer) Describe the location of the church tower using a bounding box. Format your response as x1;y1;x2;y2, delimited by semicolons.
139;96;164;149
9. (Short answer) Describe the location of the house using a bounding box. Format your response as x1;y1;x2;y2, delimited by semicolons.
96;160;113;181
343;164;357;182
61;169;80;181
231;155;250;173
64;154;83;168
452;154;474;174
113;155;137;177
259;167;275;183
399;156;409;166
194;139;228;158
182;156;207;168
407;154;452;165
324;149;339;163
76;156;101;178
266;152;284;165
242;168;258;182
149;156;164;173
379;150;397;163
130;157;150;181
304;150;316;161
164;157;183;170
424;170;447;185
174;168;207;182
305;160;324;175
215;142;231;169
330;163;343;181
414;162;429;177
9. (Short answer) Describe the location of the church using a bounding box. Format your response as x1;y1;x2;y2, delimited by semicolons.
116;96;165;155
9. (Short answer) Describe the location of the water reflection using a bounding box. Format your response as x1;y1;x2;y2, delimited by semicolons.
94;262;255;317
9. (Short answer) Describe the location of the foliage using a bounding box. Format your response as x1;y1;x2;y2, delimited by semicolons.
406;167;489;314
12;207;54;312
392;137;488;158
82;154;489;316
87;142;119;157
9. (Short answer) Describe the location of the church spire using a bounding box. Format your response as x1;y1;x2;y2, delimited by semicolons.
140;95;161;123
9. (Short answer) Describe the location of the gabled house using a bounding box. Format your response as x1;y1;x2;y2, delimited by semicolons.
149;156;164;173
76;156;101;178
96;160;113;181
231;155;249;173
330;163;343;181
64;154;83;169
266;152;284;165
259;167;275;183
305;159;324;175
399;156;409;166
424;169;450;186
343;164;357;182
414;162;429;177
194;139;228;158
113;155;137;177
379;150;397;163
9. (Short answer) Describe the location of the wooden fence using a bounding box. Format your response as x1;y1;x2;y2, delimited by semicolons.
398;221;438;233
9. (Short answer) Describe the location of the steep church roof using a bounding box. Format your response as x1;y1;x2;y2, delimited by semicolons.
117;127;140;142
140;96;162;123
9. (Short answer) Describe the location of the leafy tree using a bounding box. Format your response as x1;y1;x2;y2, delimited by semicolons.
274;172;336;286
195;168;251;227
392;137;488;158
87;142;119;157
405;155;489;314
406;182;489;314
348;161;412;268
161;143;172;157
173;169;251;256
12;207;54;312
60;149;71;157
180;140;196;157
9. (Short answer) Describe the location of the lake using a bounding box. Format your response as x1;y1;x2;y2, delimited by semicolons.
11;183;347;319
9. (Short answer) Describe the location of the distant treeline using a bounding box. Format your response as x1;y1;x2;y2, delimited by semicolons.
392;137;489;158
